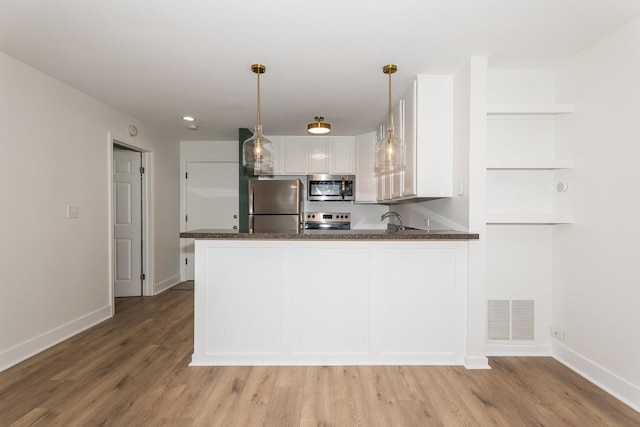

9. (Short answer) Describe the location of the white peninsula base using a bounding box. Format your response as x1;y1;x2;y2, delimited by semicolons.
191;239;472;367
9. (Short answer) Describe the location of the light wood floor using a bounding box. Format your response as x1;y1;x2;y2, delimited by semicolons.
1;289;638;426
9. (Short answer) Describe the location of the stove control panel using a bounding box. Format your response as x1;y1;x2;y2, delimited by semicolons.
304;212;351;230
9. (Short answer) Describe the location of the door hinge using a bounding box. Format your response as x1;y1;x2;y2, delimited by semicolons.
185;215;188;222
185;172;188;179
140;273;145;280
140;166;145;174
185;258;188;265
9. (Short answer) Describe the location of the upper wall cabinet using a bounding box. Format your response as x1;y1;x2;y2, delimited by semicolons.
355;132;377;203
366;75;453;203
260;136;355;176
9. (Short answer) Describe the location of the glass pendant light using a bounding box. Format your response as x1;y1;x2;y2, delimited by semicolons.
242;64;274;171
375;64;405;172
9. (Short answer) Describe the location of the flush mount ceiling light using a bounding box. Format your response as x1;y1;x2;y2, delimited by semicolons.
307;116;331;135
375;64;406;172
242;64;274;171
182;116;196;122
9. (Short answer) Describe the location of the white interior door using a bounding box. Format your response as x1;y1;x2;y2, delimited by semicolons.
113;149;143;297
184;162;239;280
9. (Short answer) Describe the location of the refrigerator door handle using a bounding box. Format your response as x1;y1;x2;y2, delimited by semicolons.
248;215;254;233
248;181;254;214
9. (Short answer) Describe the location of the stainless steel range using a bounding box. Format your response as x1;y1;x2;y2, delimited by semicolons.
304;212;351;230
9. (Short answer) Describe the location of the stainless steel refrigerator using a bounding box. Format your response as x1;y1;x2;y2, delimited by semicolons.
248;179;303;233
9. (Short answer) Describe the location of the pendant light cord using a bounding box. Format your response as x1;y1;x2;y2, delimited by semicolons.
256;71;261;128
388;70;393;132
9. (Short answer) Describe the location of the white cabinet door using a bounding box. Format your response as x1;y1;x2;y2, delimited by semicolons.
331;137;355;174
391;99;405;199
376;171;394;202
266;136;285;175
355;132;376;203
402;81;417;197
414;75;453;198
284;137;307;174
375;76;452;202
307;137;330;174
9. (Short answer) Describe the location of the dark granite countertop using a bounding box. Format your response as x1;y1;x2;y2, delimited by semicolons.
180;229;479;241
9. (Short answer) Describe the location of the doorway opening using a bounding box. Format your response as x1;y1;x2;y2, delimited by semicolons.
110;138;152;312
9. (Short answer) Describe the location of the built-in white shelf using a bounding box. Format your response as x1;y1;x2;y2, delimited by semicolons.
486;160;575;170
486;213;574;225
487;104;575;115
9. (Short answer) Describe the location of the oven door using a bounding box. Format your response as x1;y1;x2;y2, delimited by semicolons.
304;222;351;230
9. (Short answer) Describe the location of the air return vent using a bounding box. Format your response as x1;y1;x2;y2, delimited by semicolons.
487;300;534;341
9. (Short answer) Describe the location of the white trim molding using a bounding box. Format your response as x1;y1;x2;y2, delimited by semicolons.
552;341;640;412
0;305;111;372
155;274;182;295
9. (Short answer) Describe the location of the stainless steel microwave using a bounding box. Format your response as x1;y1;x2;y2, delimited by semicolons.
307;174;355;201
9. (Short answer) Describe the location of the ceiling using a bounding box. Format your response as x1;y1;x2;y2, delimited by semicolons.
2;1;640;141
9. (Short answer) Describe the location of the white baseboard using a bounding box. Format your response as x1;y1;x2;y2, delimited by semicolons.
552;341;640;413
486;342;552;357
154;273;181;295
0;305;112;373
464;355;491;369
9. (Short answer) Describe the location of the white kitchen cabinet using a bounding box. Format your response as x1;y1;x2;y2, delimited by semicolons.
307;137;330;173
355;132;376;203
376;99;403;202
410;75;453;198
283;136;307;174
265;136;355;176
267;136;285;175
331;137;355;175
192;239;468;366
373;75;453;202
376;171;394;202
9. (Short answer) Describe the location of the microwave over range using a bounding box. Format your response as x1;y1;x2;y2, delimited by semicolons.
307;174;355;201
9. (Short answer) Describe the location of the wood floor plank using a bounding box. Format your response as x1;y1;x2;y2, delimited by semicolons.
0;289;638;426
333;366;373;427
410;365;479;425
357;365;407;426
194;365;254;426
227;365;279;427
300;366;335;427
385;366;443;426
263;367;306;427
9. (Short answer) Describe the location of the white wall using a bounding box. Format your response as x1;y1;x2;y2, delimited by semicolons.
0;52;181;371
484;69;558;356
553;17;640;409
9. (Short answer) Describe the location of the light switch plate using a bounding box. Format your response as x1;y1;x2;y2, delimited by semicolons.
67;205;80;219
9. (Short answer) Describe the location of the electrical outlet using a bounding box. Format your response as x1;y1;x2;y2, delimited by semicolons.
550;326;564;341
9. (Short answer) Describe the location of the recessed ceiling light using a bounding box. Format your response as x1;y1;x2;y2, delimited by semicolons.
187;124;199;130
182;116;196;122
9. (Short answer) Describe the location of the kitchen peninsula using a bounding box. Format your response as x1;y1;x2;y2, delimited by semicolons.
181;229;480;368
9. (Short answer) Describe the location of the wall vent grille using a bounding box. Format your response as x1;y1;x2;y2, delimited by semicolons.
487;299;534;341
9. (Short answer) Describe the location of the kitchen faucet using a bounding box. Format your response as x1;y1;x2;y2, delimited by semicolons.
380;211;405;231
